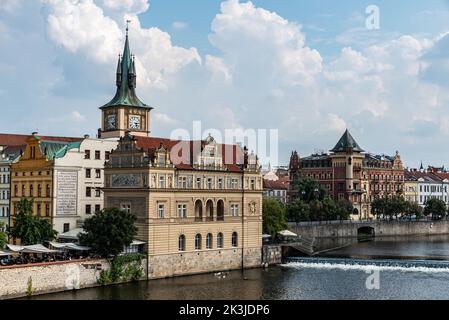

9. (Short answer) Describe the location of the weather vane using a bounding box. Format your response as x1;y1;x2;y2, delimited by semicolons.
126;19;131;34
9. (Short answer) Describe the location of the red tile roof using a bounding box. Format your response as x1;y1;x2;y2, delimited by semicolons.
133;136;245;172
0;133;83;147
263;179;288;190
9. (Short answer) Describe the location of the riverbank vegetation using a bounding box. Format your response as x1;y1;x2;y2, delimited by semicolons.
262;199;287;236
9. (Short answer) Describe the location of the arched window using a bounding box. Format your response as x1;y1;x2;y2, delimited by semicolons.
232;232;238;247
206;233;213;249
178;235;186;252
217;200;224;221
217;232;223;249
195;200;203;221
195;234;202;250
206;200;214;221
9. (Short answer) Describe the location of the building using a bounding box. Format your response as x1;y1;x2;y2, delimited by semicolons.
289;129;405;220
0;146;22;228
101;29;263;278
9;134;117;235
405;169;449;207
263;179;288;203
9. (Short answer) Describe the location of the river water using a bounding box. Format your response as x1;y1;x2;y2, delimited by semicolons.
32;235;449;300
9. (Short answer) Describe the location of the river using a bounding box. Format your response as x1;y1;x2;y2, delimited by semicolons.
31;235;449;300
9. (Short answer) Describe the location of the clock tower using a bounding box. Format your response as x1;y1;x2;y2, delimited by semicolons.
99;26;153;139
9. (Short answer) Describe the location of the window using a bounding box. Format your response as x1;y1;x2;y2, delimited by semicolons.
46;184;50;197
218;178;223;189
178;235;186;252
121;202;131;214
159;176;165;188
14;185;18;197
158;204;165;219
177;204;187;218
85;205;92;215
86;187;92;197
95;189;101;197
63;223;70;233
217;233;223;249
206;233;213;249
195;234;202;250
37;184;42;197
230;204;239;217
232;232;238;247
45;204;50;217
86;169;91;178
29;184;34;197
95;204;101;213
84;150;91;159
96;169;101;179
105;151;111;160
95;150;101;160
207;178;213;189
196;177;202;189
37;204;41;216
250;179;255;190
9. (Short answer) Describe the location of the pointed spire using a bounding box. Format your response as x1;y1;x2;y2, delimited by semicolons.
101;24;150;109
331;129;364;153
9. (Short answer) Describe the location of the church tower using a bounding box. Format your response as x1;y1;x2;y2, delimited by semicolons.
99;25;153;139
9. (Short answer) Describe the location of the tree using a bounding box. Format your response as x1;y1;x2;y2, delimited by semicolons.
0;222;7;249
10;198;57;245
424;198;447;220
335;199;353;221
79;207;138;258
262;199;287;236
405;201;423;220
292;177;328;202
389;196;407;220
286;199;310;224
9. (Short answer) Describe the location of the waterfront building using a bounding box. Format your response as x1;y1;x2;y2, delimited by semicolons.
289;130;405;220
404;169;449;208
9;134;117;235
101;31;263;278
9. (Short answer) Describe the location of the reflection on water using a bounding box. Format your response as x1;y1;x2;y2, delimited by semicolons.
30;235;449;300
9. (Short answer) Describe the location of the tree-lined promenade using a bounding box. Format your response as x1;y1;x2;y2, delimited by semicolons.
262;177;449;236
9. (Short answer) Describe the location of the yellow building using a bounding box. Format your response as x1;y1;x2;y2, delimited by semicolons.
101;29;263;278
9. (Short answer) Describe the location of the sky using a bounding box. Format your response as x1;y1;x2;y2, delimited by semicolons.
2;0;449;168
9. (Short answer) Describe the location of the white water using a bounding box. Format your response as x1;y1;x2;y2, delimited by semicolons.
283;259;449;274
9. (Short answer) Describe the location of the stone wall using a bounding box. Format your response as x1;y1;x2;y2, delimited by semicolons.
0;259;109;299
262;245;282;265
289;220;449;239
148;247;261;279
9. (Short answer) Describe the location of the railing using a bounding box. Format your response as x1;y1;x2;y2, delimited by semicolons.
288;216;445;226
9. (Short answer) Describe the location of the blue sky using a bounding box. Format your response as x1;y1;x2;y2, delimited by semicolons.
2;0;449;168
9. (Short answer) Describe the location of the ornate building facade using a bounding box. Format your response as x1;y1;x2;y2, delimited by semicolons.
289;130;405;220
101;31;263;278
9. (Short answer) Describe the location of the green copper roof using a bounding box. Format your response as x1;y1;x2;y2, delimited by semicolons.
40;141;81;160
331;129;364;153
101;31;151;110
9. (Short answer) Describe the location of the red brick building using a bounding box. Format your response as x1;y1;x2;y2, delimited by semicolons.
289;130;405;220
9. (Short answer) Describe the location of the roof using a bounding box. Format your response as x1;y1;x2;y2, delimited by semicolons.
132;135;245;172
39;140;82;160
0;133;82;147
263;179;288;190
101;31;150;109
404;170;449;183
331;129;364;153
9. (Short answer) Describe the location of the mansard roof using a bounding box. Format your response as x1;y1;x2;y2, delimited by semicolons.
330;129;364;153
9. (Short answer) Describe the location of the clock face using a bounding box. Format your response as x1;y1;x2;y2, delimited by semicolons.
107;115;116;130
129;115;141;129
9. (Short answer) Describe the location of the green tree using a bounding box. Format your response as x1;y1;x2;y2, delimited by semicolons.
335;199;354;220
405;201;423;220
79;207;138;258
292;177;328;202
321;196;337;220
286;199;310;224
424;198;447;220
371;197;388;220
10;198;57;245
262;199;287;236
390;196;407;220
0;222;8;249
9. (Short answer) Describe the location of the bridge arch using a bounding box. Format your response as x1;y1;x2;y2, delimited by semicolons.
357;226;375;240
